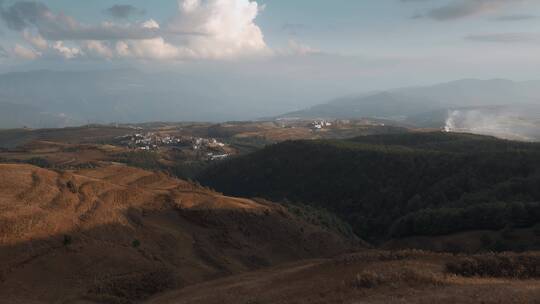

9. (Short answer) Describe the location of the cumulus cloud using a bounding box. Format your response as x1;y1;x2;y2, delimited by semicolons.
413;0;527;21
12;43;41;59
165;0;269;59
22;30;47;50
81;40;113;59
115;38;181;60
104;4;145;19
0;1;160;40
0;0;270;61
51;41;81;59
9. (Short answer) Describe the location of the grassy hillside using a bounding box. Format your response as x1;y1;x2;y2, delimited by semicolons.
0;164;356;303
198;132;540;245
148;250;540;304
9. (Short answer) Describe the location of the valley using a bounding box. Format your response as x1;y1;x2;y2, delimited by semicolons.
0;125;538;303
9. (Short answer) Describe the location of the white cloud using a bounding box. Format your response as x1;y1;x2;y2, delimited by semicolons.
142;19;160;29
82;40;114;59
1;0;271;61
12;44;41;59
115;38;181;60
22;30;48;50
1;1;160;40
51;41;82;59
165;0;270;59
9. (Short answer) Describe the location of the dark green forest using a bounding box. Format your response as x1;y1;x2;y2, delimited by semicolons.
198;132;540;242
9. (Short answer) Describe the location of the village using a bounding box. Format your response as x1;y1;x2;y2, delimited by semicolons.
310;120;333;130
116;132;231;161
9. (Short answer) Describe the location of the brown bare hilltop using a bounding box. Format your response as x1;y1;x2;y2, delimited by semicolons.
0;163;357;303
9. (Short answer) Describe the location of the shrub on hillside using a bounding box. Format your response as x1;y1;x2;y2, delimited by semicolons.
86;268;176;302
26;157;51;168
285;203;356;239
351;268;444;289
351;271;385;289
113;151;162;170
446;253;540;279
63;235;72;246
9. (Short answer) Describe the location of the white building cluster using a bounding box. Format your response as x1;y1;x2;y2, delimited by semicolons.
311;120;333;130
116;133;230;160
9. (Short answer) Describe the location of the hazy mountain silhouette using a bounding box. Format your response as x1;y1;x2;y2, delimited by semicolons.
279;79;540;140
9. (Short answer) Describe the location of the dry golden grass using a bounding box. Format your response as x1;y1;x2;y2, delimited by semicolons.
0;164;354;304
0;162;538;304
351;267;445;289
147;250;540;304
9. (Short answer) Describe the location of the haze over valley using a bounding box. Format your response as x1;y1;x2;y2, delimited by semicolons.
2;69;540;141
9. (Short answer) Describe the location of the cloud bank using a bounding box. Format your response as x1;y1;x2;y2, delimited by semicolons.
0;0;270;60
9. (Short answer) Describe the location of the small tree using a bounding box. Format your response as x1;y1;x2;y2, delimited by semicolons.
63;235;72;246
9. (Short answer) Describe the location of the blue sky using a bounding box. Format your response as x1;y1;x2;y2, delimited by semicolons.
1;0;540;90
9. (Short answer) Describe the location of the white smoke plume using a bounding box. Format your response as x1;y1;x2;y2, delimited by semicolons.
443;107;540;141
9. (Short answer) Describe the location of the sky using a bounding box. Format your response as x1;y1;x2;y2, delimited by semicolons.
1;0;540;92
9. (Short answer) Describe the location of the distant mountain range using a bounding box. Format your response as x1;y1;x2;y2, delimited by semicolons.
2;70;540;141
280;79;540;140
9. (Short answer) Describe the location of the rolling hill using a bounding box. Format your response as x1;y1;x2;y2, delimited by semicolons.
0;163;358;303
1;133;539;303
198;132;540;248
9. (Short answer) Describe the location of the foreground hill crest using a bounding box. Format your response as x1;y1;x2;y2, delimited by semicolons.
0;163;355;303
